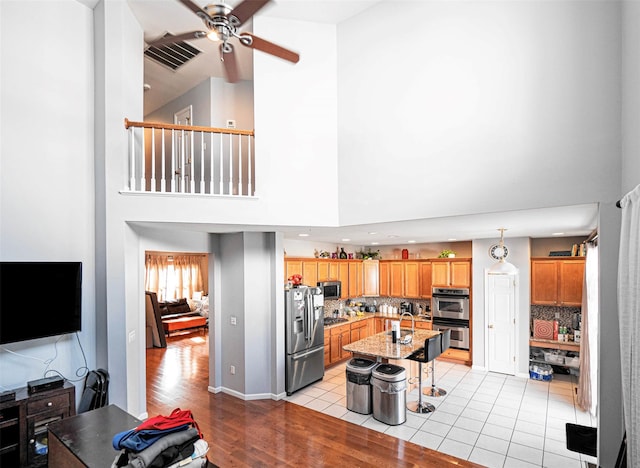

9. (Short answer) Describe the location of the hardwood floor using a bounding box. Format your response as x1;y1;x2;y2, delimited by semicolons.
146;333;482;467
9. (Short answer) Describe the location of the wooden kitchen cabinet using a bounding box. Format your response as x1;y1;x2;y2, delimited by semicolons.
403;262;420;298
379;262;389;296
348;261;363;297
350;320;369;343
431;259;471;288
338;262;349;298
419;261;432;298
531;258;585;306
389;262;404;296
399;319;432;331
302;261;318;288
284;260;302;283
362;260;379;296
329;323;351;364
324;329;331;367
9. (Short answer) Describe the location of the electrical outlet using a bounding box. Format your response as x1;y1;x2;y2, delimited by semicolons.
230;316;237;326
230;365;236;375
226;119;236;129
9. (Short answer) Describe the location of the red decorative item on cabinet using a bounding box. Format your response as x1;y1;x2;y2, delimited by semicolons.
401;249;409;259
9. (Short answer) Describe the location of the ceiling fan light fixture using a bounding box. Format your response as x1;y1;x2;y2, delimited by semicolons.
206;30;220;41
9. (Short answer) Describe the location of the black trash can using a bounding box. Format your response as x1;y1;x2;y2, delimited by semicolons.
372;363;407;425
346;358;377;414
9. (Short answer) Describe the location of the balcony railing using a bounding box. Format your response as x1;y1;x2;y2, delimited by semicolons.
124;118;255;197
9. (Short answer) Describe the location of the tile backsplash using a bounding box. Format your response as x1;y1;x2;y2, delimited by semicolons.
530;305;581;333
324;297;431;317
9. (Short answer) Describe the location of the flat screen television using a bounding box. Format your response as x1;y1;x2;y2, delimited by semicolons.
0;262;82;344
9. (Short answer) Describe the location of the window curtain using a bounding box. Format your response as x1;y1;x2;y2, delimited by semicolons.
145;255;169;300
173;255;205;300
618;184;640;468
577;242;598;416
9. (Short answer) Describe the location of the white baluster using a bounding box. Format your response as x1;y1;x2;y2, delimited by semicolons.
161;130;166;192
238;134;243;196
189;129;195;193
150;128;156;192
171;129;176;193
210;133;214;195
228;133;233;195
140;128;146;191
247;134;253;196
129;127;136;191
219;133;224;195
199;132;205;194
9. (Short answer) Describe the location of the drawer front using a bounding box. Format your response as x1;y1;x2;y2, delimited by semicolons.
27;393;69;415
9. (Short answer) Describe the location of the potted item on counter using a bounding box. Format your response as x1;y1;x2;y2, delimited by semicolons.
438;249;456;258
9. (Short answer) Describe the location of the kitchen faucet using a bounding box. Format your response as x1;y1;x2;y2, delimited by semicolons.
400;311;415;336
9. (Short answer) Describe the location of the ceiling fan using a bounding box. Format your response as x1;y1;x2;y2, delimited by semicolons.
147;0;300;83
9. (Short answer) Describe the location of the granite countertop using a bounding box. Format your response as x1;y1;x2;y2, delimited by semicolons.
342;329;440;360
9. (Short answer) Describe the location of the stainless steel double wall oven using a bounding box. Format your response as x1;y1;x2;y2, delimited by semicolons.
431;287;470;350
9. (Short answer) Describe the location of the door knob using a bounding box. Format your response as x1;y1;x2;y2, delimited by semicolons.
488;324;494;329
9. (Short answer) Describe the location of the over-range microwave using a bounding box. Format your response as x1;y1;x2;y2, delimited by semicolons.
318;281;341;300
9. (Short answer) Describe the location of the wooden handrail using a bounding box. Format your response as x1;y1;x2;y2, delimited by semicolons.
124;118;254;136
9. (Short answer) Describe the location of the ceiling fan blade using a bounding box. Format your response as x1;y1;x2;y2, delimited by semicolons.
147;31;207;47
220;43;240;83
241;33;300;63
229;0;271;27
177;0;210;18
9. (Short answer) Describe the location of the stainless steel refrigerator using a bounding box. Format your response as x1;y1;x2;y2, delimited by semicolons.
285;286;325;395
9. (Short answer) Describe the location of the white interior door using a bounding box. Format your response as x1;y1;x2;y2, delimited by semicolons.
486;273;517;375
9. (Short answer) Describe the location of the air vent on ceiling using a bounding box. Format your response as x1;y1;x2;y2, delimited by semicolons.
144;33;202;71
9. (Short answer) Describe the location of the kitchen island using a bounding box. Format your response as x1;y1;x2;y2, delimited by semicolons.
343;328;440;361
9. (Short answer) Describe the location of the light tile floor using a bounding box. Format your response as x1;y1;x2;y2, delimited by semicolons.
285;359;597;468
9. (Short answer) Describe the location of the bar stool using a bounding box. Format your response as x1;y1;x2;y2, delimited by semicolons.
423;329;450;397
406;334;441;414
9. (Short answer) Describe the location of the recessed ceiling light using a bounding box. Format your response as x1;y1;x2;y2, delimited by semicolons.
371;242;379;245
448;238;457;241
342;238;351;242
552;232;565;236
408;240;416;243
368;232;377;235
298;233;309;237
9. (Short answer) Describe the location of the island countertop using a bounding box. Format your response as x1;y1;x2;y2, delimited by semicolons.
342;329;440;361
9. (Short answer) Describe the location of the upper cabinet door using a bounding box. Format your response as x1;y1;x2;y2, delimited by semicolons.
379;261;389;296
531;260;559;305
431;262;450;287
362;260;379;297
559;260;585;306
389;262;405;296
285;260;302;283
302;261;318;287
419;262;432;298
450;261;471;288
403;262;420;298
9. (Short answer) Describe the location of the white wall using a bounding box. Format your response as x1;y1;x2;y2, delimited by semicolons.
0;0;95;403
622;1;640;195
337;1;621;225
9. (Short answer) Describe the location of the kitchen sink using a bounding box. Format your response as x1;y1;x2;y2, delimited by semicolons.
386;329;413;338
